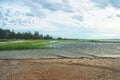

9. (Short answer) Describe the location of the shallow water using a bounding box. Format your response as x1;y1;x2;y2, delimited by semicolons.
1;42;120;59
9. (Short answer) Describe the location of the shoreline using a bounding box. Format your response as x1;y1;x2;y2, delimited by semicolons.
0;56;120;60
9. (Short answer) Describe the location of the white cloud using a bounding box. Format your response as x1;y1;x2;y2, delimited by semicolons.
64;0;120;38
47;0;63;3
88;33;120;39
81;5;120;30
1;0;120;39
45;10;77;26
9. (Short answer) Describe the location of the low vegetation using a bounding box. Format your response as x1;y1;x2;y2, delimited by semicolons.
0;40;54;50
0;28;120;50
0;39;120;50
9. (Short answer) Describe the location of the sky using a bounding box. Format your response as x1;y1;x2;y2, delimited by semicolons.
0;0;120;39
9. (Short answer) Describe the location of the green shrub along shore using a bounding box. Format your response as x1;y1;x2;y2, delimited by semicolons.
0;28;53;39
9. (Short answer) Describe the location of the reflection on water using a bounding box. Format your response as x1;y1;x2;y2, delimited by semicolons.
1;42;120;59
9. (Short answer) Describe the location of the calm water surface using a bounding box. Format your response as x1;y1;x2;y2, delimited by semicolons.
1;42;120;59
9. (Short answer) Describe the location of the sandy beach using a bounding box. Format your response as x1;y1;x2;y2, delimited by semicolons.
0;58;120;80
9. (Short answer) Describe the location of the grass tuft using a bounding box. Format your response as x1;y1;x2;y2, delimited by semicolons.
0;40;51;50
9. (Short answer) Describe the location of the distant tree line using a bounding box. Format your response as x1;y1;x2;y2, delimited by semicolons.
0;28;53;39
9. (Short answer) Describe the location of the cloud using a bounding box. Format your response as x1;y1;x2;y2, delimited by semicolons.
1;0;120;39
91;0;109;8
91;0;120;9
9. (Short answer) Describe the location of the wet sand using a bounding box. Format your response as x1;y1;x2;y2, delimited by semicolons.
0;58;120;80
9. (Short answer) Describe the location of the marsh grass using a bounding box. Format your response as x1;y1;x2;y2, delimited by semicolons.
0;39;120;50
0;40;51;50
